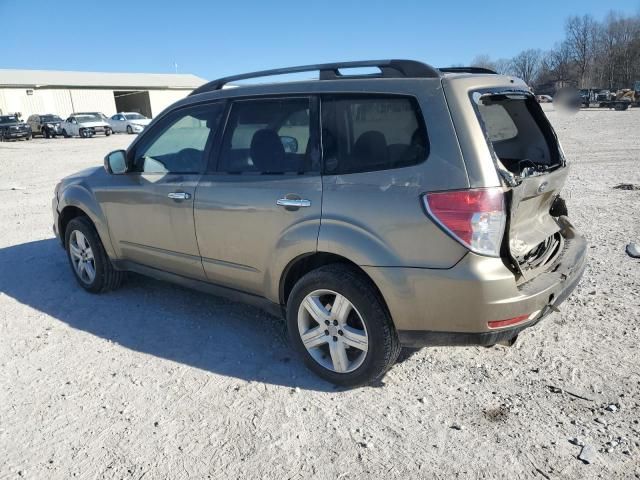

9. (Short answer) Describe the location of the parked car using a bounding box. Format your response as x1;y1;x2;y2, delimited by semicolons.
0;114;32;141
61;113;112;138
108;112;152;134
52;60;587;386
536;95;553;103
27;114;64;138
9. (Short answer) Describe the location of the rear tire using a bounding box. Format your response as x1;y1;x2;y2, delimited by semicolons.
64;216;124;293
105;127;111;136
286;264;400;387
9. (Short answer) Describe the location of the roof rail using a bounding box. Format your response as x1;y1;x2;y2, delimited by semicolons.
189;59;440;96
439;66;498;75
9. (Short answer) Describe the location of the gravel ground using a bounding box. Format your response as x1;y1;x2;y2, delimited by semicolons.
1;107;639;479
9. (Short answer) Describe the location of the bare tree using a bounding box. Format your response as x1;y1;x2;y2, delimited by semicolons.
510;49;542;84
470;54;497;71
493;58;515;75
547;41;574;87
468;10;640;92
565;15;597;87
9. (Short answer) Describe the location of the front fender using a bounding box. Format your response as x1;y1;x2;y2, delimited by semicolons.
58;184;117;259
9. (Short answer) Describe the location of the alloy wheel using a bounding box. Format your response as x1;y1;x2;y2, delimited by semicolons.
69;230;96;284
297;289;369;373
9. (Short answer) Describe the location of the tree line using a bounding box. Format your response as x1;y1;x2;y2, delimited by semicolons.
470;11;640;93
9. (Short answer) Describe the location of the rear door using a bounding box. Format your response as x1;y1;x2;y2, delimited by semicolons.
194;97;322;297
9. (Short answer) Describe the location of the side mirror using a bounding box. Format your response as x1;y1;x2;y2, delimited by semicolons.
104;150;128;174
280;135;299;154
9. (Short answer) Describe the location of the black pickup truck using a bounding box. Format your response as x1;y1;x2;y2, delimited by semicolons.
0;115;32;141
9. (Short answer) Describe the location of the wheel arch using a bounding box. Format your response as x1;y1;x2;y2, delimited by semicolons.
279;252;391;318
58;185;117;259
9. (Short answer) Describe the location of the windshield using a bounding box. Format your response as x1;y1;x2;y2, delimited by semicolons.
0;116;19;124
75;114;101;122
41;115;62;122
125;113;146;120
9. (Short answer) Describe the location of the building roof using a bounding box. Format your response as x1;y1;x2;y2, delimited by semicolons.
0;69;207;90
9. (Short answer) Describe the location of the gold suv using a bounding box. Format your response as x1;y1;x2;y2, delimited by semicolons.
52;60;587;386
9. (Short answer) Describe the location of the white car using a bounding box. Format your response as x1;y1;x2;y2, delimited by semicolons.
61;113;112;138
109;112;152;134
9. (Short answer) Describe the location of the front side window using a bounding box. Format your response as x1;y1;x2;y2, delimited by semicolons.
132;103;224;174
217;98;316;174
321;96;428;174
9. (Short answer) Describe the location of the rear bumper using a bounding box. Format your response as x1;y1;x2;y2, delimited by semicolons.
363;217;587;346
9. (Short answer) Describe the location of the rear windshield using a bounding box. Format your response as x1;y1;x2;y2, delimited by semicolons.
41;115;62;122
0;116;18;124
75;114;101;122
472;91;561;178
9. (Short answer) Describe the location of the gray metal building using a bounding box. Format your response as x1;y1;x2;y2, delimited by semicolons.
0;69;206;119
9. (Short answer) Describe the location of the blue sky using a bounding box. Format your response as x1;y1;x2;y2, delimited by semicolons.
1;0;638;80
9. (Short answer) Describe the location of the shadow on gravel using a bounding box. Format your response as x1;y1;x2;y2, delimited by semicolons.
0;239;334;392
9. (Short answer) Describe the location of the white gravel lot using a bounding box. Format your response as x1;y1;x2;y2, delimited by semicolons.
0;107;639;479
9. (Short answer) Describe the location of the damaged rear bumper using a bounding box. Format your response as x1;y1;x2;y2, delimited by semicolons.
364;217;587;347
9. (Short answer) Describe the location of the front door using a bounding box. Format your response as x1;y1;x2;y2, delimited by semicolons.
194;97;322;298
98;102;226;280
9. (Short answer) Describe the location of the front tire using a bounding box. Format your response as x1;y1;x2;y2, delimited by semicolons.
65;216;124;293
62;129;70;138
126;125;133;134
286;264;400;387
105;127;112;136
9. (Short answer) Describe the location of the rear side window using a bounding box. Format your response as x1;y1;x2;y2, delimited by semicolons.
217;98;318;174
321;96;428;174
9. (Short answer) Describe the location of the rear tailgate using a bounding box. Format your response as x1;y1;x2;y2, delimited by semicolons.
471;89;569;278
508;167;567;260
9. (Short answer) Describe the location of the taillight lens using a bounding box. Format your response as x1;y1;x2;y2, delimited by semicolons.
423;188;506;257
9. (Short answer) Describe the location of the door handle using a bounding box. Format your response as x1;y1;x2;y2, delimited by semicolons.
277;198;311;208
168;192;191;200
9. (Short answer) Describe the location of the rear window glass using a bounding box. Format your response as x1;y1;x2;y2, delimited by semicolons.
476;103;518;141
321;96;428;174
472;92;561;176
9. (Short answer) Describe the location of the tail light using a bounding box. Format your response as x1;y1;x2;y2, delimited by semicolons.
423;188;506;257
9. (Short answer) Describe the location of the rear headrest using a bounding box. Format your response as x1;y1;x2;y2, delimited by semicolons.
353;130;389;166
250;129;284;172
